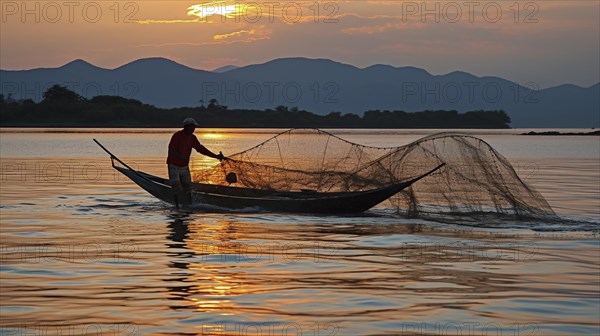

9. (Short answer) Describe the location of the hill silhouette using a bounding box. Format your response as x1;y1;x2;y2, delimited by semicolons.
1;57;597;127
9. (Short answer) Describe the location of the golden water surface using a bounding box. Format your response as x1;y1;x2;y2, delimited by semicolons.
1;129;598;335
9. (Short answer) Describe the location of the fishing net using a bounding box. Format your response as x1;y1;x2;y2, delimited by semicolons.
192;129;557;220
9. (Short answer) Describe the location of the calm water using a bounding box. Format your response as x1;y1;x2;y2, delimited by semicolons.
1;129;598;335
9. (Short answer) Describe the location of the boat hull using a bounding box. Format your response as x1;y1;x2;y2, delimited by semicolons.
114;166;407;213
97;139;443;214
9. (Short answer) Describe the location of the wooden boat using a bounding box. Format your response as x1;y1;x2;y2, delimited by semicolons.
94;139;444;214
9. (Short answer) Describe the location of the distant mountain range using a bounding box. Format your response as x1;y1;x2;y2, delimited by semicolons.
1;57;598;127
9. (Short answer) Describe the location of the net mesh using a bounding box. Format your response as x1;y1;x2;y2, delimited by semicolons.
193;129;557;220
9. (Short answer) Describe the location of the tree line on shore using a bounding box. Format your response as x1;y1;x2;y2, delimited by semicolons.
0;85;511;128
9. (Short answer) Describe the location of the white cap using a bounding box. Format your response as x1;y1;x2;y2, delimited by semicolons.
183;117;199;126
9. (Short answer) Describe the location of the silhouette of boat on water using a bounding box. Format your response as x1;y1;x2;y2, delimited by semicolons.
94;139;444;214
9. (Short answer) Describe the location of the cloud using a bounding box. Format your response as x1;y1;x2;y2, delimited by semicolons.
132;26;271;48
135;19;200;24
214;29;255;40
341;22;405;35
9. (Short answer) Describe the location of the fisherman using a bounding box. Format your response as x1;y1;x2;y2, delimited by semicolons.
167;117;225;206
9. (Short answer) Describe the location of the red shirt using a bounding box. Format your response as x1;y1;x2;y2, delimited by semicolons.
167;130;203;166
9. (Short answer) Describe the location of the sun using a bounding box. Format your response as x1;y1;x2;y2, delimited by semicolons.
187;1;247;19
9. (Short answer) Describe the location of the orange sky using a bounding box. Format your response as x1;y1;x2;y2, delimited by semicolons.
1;0;598;88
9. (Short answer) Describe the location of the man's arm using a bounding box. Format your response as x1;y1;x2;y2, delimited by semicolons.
197;145;224;160
193;136;225;160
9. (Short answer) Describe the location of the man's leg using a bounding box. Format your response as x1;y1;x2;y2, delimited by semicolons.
168;164;184;207
180;166;193;204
